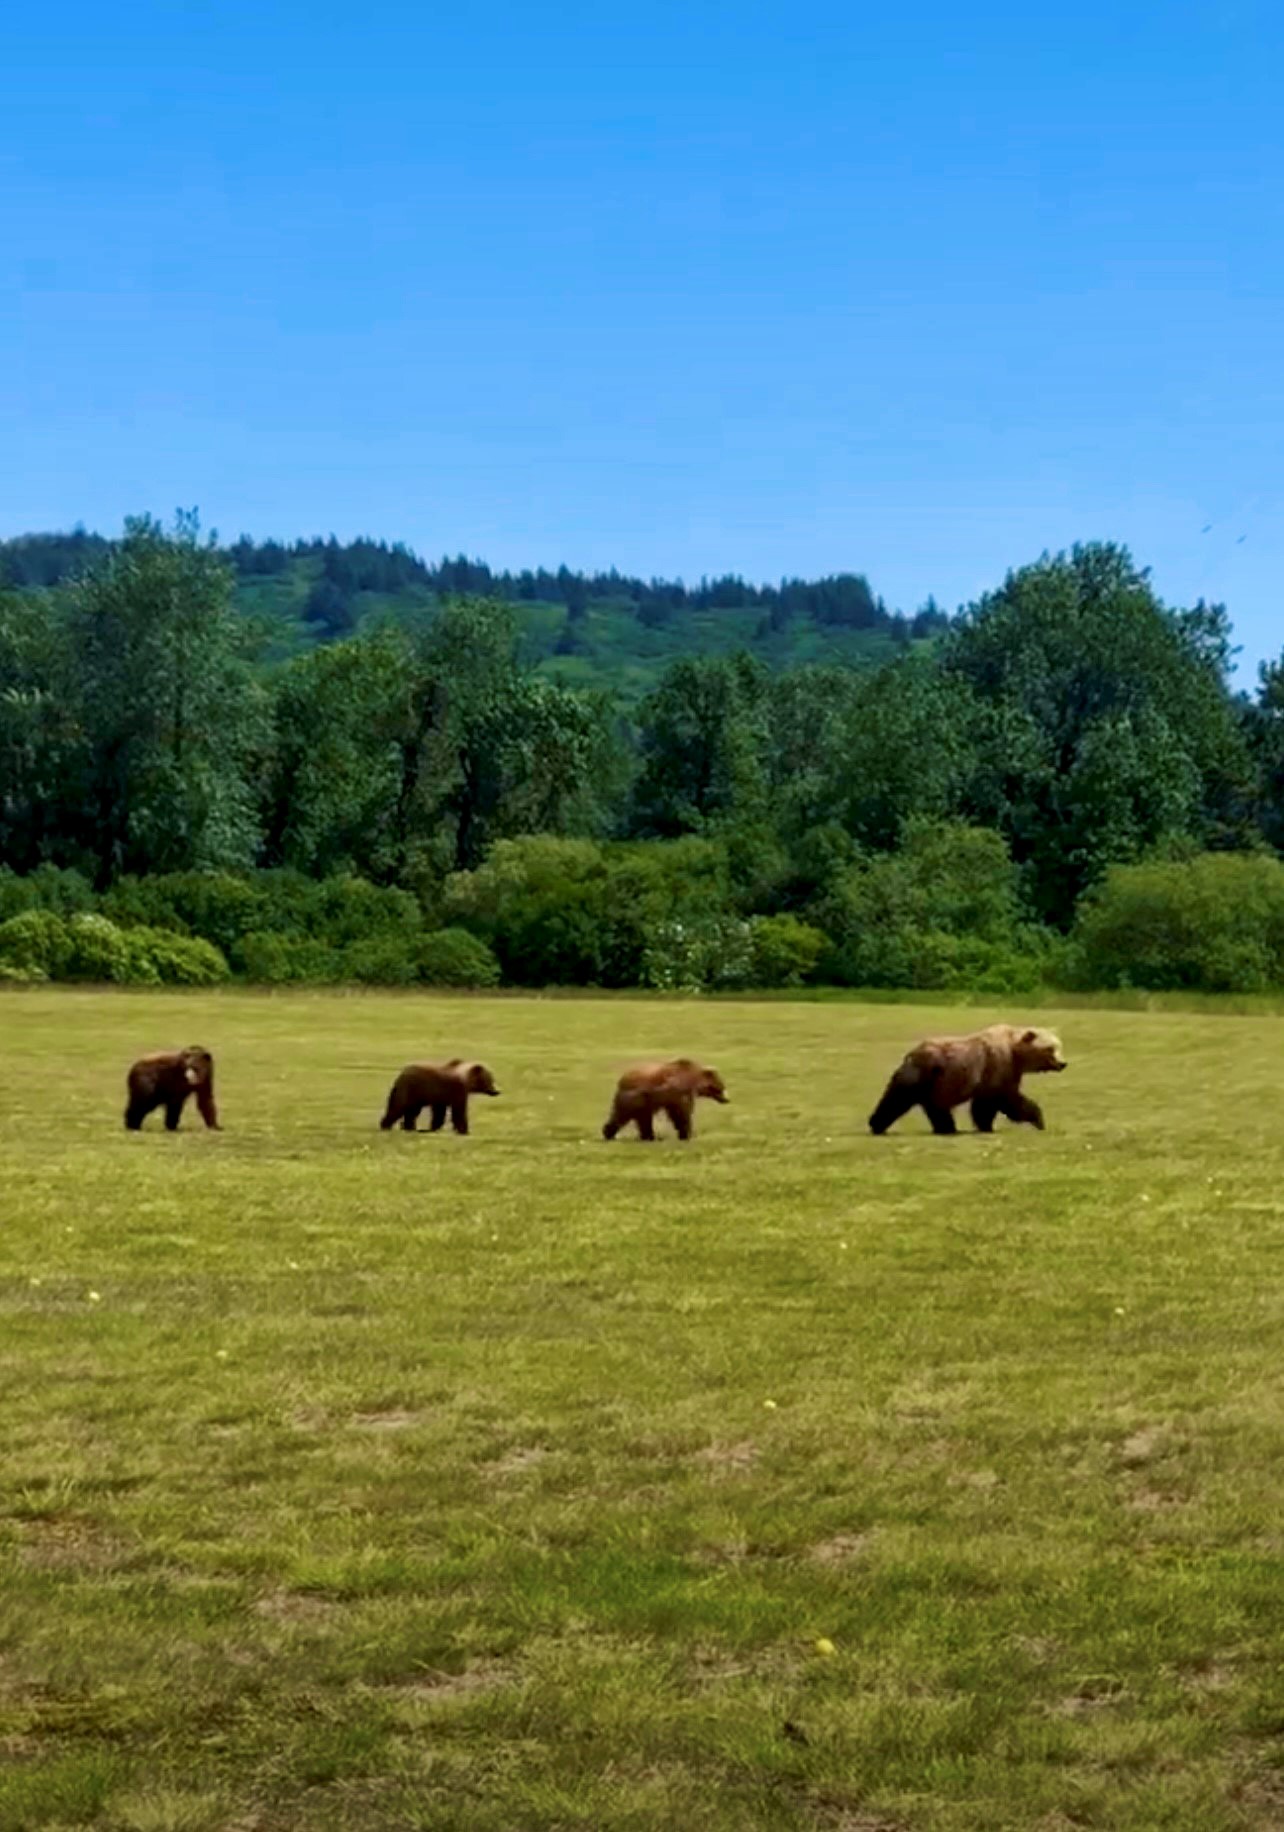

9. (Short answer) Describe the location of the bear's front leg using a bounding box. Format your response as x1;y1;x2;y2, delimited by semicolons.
925;1102;958;1135
665;1097;693;1141
868;1073;920;1135
970;1095;998;1132
999;1091;1044;1130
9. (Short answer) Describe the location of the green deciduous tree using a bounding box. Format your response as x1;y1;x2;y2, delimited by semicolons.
630;654;770;838
64;514;266;884
263;600;616;887
0;589;76;872
944;544;1253;921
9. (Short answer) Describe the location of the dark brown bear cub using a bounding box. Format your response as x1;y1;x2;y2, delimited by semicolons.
602;1059;729;1141
125;1047;220;1132
868;1023;1066;1136
380;1060;500;1134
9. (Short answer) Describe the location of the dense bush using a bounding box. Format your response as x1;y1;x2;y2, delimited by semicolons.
640;915;752;993
0;910;73;977
343;936;420;986
234;932;342;984
127;927;231;986
64;914;134;982
813;820;1048;991
6;841;1284;997
0;866;95;923
102;871;266;956
443;834;733;988
746;914;829;988
1071;853;1284;991
417;928;502;988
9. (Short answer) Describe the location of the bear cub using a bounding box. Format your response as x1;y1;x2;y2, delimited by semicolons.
125;1047;220;1132
380;1060;500;1134
602;1058;729;1142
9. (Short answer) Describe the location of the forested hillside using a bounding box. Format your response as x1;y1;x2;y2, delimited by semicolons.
5;515;1284;998
0;530;946;698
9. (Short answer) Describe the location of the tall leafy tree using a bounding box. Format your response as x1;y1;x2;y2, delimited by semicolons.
0;590;75;872
63;514;266;884
419;600;614;870
630;653;770;838
263;600;615;885
944;544;1253;920
829;652;981;851
262;628;410;879
1245;650;1284;855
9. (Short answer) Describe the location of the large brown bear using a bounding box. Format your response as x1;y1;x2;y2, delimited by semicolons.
602;1058;729;1141
868;1024;1066;1135
125;1046;220;1132
380;1060;500;1134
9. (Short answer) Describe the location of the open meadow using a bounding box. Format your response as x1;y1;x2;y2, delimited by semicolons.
4;989;1284;1830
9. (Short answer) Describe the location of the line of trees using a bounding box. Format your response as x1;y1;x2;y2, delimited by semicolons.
0;528;947;644
4;515;1284;994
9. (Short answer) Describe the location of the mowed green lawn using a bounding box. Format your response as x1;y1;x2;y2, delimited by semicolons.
3;990;1284;1831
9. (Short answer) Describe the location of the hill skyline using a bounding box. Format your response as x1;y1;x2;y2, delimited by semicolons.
0;527;949;699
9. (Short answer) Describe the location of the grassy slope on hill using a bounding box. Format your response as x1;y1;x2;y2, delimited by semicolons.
233;557;909;695
2;989;1283;1830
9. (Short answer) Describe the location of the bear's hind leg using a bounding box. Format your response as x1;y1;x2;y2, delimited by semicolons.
429;1103;447;1132
400;1104;423;1132
124;1095;151;1131
999;1091;1044;1130
971;1095;998;1133
164;1096;186;1132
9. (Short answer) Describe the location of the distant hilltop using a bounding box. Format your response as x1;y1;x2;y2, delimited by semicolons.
0;529;949;697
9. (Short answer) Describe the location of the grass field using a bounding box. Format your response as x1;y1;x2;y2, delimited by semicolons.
3;990;1284;1831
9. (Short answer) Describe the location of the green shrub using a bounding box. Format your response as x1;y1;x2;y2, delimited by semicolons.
444;834;732;988
0;961;48;983
815;820;1032;990
126;927;231;986
0;870;29;924
0;865;95;922
343;937;419;986
1071;853;1284;992
235;931;343;984
417;928;501;988
641;916;753;993
64;913;135;982
746;914;829;988
102;871;264;955
310;875;420;947
0;910;73;976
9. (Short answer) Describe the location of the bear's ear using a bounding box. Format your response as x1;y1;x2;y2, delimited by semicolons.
1021;1028;1038;1044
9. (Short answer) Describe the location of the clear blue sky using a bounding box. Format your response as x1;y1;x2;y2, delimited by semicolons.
4;1;1282;670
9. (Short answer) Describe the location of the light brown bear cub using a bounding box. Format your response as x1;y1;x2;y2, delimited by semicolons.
380;1060;500;1134
868;1024;1066;1135
602;1058;729;1142
125;1046;220;1132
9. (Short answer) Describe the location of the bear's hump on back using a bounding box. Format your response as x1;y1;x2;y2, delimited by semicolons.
1008;1025;1065;1071
962;1023;1065;1075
